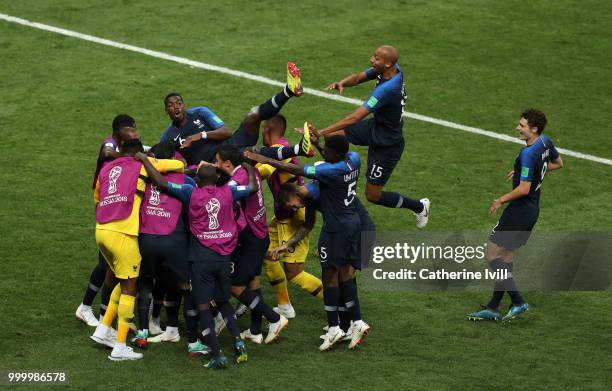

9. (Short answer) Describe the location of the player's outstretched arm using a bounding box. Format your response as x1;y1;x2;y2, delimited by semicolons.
548;156;564;171
326;71;369;93
319;106;370;137
180;125;232;149
243;151;304;176
489;181;531;214
135;152;169;189
242;162;260;195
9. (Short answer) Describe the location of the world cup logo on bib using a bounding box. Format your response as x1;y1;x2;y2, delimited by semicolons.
108;166;123;194
205;198;221;230
149;185;161;206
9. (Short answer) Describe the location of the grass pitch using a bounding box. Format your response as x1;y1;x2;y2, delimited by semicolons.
1;1;611;390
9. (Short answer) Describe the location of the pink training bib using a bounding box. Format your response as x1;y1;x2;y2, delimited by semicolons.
189;185;238;255
96;157;142;224
139;172;184;235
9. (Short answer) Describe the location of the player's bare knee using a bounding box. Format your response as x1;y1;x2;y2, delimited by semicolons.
365;186;382;203
248;276;261;290
283;263;303;280
322;269;339;287
121;278;138;296
231;285;246;297
339;265;355;282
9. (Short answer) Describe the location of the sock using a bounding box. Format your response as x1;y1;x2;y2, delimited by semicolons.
338;307;351;332
137;281;152;330
101;283;121;327
257;87;292;120
117;294;136;344
100;282;112;316
152;285;164;319
249;288;263;335
183;293;199;344
264;259;290;305
375;191;424;213
237;290;280;323
164;289;181;327
323;287;340;327
82;262;105;306
290;271;324;299
490;260;524;306
219;302;240;338
340;278;362;322
486;282;505;310
199;309;220;356
259;146;299;161
504;264;525;306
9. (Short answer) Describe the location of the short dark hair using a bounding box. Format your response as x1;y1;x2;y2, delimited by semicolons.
278;181;298;205
216;144;242;167
271;114;287;132
521;109;547;134
324;135;349;155
164;92;183;105
150;141;175;159
111;114;135;134
121;138;144;155
196;164;218;184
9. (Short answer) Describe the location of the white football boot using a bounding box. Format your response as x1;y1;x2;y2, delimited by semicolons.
76;304;99;327
415;198;430;229
240;329;263;345
90;324;115;348
265;315;289;344
348;320;371;350
273;303;296;319
319;326;345;351
147;326;180;343
108;343;143;361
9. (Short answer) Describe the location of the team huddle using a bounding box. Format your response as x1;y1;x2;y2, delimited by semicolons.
74;45;564;368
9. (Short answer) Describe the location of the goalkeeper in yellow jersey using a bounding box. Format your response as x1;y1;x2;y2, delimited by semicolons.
251;115;323;318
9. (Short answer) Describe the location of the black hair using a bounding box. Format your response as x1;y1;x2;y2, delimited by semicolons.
196;164;218;184
216;144;242;167
278;181;298;206
150;141;175;159
521;108;547;134
121;138;144;155
271;114;287;132
111;114;136;134
324;135;349;155
164;92;183;105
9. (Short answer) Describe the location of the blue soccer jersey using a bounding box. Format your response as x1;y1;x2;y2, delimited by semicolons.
510;135;559;209
160;106;225;165
363;65;407;146
303;151;361;231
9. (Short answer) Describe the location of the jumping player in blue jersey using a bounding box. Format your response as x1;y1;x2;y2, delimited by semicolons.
468;109;564;322
318;45;430;229
245;135;370;351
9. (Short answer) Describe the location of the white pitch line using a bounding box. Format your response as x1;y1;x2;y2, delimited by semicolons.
2;12;611;167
